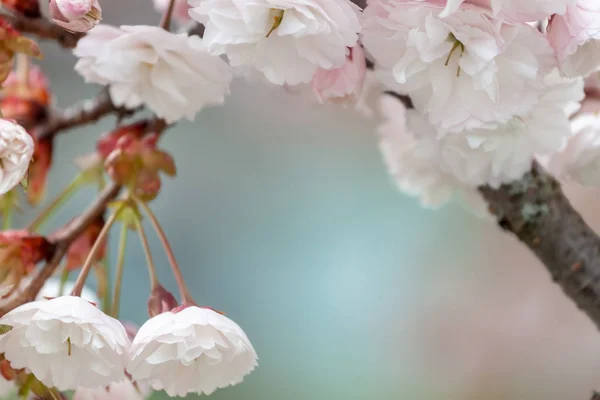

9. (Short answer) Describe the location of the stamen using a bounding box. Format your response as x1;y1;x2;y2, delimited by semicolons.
67;337;72;356
444;34;466;77
266;9;284;38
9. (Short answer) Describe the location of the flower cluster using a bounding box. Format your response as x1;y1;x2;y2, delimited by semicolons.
0;296;257;397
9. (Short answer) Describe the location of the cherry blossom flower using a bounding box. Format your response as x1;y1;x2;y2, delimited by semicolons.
311;46;368;105
547;0;600;77
440;0;575;22
189;0;361;85
49;0;102;33
153;0;191;25
0;296;130;390
548;113;600;186
128;306;258;397
377;93;489;215
362;0;556;134
74;25;232;123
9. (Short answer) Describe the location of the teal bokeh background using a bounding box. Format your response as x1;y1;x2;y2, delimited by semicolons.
9;1;600;399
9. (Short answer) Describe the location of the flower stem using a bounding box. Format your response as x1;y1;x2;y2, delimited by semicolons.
16;54;30;89
135;198;194;304
58;266;69;296
111;221;128;318
160;0;176;31
2;205;11;230
132;213;159;291
27;174;84;232
70;203;125;297
18;373;34;399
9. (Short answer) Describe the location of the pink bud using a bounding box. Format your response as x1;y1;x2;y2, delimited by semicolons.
311;46;367;106
147;284;179;317
49;0;102;33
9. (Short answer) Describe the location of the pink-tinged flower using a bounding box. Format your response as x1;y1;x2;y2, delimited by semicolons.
189;0;361;85
153;0;190;25
0;296;130;391
0;119;34;195
49;0;102;33
362;0;556;134
128;306;258;397
74;25;232;123
311;46;367;105
547;1;600;77
440;0;575;22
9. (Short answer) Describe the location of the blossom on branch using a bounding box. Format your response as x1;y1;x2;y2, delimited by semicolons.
189;0;361;85
74;25;232;123
128;306;258;397
74;379;150;400
547;0;600;77
439;0;575;22
0;296;130;391
362;0;556;134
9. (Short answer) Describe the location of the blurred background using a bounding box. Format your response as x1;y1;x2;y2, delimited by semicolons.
11;0;600;399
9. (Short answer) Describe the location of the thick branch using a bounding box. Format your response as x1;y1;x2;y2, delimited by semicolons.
479;164;600;330
36;91;133;140
1;12;83;48
0;183;120;315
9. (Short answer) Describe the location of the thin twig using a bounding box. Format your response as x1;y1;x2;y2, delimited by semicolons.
35;91;135;141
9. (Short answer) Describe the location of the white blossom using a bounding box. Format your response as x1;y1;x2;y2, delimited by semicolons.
74;25;232;123
377;93;489;215
406;71;583;188
0;296;130;391
0;119;33;195
362;0;556;134
189;0;361;85
548;113;600;186
128;306;257;397
440;0;575;22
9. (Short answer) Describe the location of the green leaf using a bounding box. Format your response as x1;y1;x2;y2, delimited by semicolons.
0;324;13;335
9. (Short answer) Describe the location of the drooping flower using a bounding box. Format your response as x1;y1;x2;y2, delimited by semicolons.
49;0;102;33
377;93;489;214
362;0;556;134
189;0;361;85
311;45;368;105
153;0;191;25
0;296;130;391
74;25;232;123
547;0;600;77
128;306;258;397
36;277;100;304
440;0;575;22
0;119;34;195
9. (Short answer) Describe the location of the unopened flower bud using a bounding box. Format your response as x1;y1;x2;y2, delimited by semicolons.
49;0;102;33
147;284;178;317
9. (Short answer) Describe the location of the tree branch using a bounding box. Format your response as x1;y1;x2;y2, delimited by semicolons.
35;90;134;141
0;182;121;315
1;11;84;48
479;163;600;330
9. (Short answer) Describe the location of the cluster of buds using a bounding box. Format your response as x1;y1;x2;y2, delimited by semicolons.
99;122;176;201
49;0;102;33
